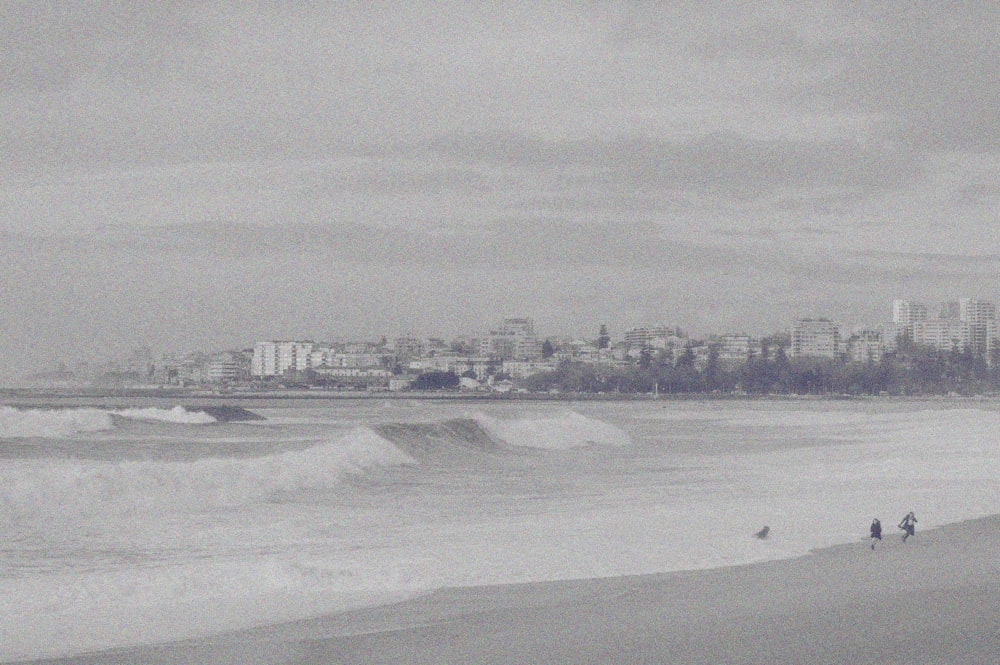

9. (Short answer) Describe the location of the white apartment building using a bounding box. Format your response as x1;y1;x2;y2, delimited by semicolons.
206;353;245;383
624;326;683;348
959;298;997;324
488;318;542;360
958;299;998;356
502;360;558;380
715;334;757;366
909;318;997;357
910;319;972;352
847;330;883;363
313;367;391;380
880;322;908;352
892;300;928;327
408;355;495;378
251;341;315;377
309;349;389;369
791;319;840;358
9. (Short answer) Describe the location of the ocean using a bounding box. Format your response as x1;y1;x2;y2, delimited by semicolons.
1;397;998;661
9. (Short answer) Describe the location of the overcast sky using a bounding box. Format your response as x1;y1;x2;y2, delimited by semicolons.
2;2;999;382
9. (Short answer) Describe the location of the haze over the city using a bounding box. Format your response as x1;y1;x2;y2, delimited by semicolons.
2;2;998;385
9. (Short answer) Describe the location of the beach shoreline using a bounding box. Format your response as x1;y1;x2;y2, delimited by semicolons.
7;386;1000;404
18;514;1000;665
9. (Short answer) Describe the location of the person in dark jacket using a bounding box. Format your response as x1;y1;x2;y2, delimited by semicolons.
870;518;882;550
898;511;917;542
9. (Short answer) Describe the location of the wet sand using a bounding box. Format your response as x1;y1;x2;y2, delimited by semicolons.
20;515;1000;665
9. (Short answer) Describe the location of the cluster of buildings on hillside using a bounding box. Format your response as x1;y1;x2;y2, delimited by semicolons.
33;298;1000;391
792;298;998;364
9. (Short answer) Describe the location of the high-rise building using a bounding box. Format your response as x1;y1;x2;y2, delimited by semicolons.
488;318;541;360
892;300;928;326
791;319;840;358
959;298;997;325
939;301;961;319
847;329;883;363
911;320;972;353
251;341;315;377
958;299;997;356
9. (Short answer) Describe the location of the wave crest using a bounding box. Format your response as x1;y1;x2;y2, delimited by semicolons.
0;427;414;519
477;411;631;449
112;406;217;424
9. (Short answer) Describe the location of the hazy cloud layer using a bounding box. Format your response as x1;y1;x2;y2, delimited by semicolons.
1;2;999;382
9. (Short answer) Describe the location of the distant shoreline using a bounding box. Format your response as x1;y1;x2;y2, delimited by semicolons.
3;387;999;405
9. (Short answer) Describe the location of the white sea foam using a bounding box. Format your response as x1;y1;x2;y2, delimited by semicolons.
723;407;885;429
0;406;114;438
0;551;427;661
0;427;415;520
111;405;217;424
476;410;631;449
4;401;1000;661
0;405;219;438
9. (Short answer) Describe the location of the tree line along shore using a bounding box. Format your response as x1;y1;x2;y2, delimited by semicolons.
521;338;1000;397
7;338;1000;400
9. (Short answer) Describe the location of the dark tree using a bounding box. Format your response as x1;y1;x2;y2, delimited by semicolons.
638;345;653;369
597;324;611;349
411;371;460;390
676;346;696;368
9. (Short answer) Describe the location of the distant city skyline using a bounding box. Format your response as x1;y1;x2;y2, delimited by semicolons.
2;4;999;385
22;294;1000;387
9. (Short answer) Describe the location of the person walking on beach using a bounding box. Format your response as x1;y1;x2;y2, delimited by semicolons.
870;518;882;550
898;511;917;542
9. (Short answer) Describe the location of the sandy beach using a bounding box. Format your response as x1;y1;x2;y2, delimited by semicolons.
19;514;1000;665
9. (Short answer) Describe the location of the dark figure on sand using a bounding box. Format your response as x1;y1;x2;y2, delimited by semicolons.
899;511;917;542
870;518;882;550
754;526;770;539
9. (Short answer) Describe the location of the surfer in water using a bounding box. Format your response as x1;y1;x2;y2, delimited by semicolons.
869;518;882;550
754;525;770;539
898;511;917;542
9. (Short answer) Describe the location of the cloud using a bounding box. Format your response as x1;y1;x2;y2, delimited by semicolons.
783;4;1000;152
4;2;976;179
1;3;998;383
0;2;203;93
6;218;748;273
416;130;921;199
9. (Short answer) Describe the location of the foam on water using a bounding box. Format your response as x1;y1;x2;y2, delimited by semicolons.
112;406;217;424
0;427;415;521
476;410;632;449
0;549;428;660
2;401;998;661
0;406;113;438
0;405;227;439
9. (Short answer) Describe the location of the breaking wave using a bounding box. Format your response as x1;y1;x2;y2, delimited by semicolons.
111;406;217;424
0;405;230;439
0;427;414;519
477;411;631;449
375;418;505;459
375;412;631;457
